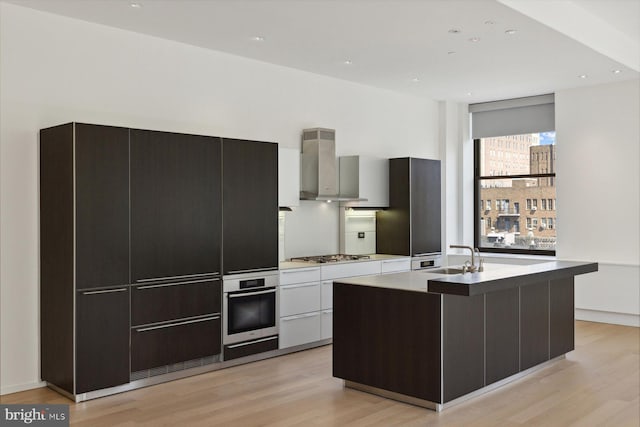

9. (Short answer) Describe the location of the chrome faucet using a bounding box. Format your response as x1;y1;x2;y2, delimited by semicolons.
450;245;483;273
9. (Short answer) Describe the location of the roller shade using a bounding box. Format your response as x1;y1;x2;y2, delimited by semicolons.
470;94;555;139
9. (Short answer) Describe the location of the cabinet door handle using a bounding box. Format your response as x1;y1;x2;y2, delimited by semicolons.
383;259;409;264
228;289;276;298
227;267;278;275
281;312;319;321
226;336;278;349
134;315;220;332
321;281;333;285
136;278;218;290
81;288;127;295
321;310;333;315
281;268;320;274
136;272;219;283
281;282;319;290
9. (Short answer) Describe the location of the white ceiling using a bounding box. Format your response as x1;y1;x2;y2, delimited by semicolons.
5;0;640;103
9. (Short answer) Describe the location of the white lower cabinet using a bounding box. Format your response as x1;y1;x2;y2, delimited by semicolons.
280;282;321;317
381;257;411;274
321;310;333;340
321;280;333;310
279;312;321;348
279;259;404;349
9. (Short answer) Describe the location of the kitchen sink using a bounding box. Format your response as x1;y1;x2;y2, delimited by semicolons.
427;267;466;275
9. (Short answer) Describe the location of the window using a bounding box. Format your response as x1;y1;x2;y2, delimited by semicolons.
472;94;556;255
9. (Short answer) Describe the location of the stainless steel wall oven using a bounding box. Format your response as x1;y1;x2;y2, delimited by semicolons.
222;270;279;358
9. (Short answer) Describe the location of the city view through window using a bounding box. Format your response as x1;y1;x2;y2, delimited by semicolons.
477;132;556;253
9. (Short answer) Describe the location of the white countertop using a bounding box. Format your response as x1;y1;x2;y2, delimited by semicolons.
279;254;410;270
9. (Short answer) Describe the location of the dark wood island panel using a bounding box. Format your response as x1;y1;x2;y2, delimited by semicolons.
333;283;442;402
332;261;598;411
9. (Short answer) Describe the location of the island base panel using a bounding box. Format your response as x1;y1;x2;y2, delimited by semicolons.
344;355;565;412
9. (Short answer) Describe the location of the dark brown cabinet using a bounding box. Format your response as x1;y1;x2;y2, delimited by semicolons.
76;287;130;393
520;281;550;370
131;130;221;282
442;294;484;401
376;157;441;256
41;123;280;399
75;124;130;289
222;138;278;274
131;315;221;372
131;278;221;326
40;123;131;396
485;287;520;384
333;283;442;403
550;277;575;358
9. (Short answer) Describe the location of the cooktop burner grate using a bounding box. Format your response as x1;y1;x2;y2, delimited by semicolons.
290;254;371;264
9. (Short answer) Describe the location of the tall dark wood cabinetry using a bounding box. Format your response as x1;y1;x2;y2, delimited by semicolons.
41;123;130;396
130;130;221;281
377;157;441;256
41;123;279;400
222;138;278;274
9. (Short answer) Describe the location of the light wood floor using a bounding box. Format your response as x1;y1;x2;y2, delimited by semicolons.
2;321;638;426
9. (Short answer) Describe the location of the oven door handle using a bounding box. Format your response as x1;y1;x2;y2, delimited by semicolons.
228;289;276;298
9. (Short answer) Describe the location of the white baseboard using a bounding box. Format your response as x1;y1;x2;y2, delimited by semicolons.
1;381;46;396
575;308;640;327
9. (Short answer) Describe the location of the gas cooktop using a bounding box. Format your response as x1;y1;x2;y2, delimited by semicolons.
290;254;371;264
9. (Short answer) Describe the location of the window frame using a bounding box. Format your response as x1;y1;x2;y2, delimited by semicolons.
474;137;556;256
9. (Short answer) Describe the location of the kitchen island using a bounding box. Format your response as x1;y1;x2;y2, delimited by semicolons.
332;261;598;411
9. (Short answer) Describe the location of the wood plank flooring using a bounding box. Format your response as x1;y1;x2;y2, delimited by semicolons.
2;321;638;426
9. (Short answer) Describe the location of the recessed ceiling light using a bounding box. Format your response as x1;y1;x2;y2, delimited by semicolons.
579;74;588;79
412;77;420;83
467;92;473;96
448;29;461;34
469;37;480;42
252;36;265;42
344;60;353;65
505;29;517;35
612;69;622;74
484;20;495;25
447;51;456;55
130;2;141;8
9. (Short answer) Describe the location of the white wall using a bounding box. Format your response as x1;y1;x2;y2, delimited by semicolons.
555;79;640;326
0;3;440;394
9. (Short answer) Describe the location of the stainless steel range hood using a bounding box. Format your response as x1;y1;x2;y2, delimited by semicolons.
300;128;367;202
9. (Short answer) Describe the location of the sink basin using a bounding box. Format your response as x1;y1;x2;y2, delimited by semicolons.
427;267;466;275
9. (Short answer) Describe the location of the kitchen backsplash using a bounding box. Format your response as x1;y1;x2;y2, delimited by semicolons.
340;209;377;255
280;201;340;259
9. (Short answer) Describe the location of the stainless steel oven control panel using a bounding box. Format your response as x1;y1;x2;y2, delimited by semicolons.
223;270;279;292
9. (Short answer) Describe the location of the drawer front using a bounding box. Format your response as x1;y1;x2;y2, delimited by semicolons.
321;261;381;280
279;312;321;349
321;310;333;340
131;315;221;371
279;267;321;285
223;335;279;361
321;281;333;310
381;258;411;274
132;278;221;326
280;282;321;317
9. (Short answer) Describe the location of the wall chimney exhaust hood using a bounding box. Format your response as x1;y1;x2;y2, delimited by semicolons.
299;128;367;202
